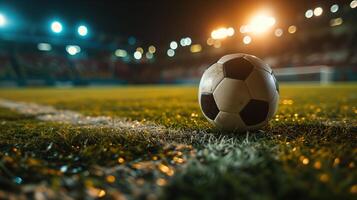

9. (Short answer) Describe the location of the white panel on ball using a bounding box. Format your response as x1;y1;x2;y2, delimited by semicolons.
245;69;276;101
213;78;250;113
214;111;245;131
198;63;224;94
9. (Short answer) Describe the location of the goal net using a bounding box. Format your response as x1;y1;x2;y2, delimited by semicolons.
273;65;335;84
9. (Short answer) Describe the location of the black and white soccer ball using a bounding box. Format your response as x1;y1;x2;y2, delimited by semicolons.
198;53;279;132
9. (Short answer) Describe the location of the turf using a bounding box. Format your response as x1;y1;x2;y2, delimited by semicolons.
0;84;356;199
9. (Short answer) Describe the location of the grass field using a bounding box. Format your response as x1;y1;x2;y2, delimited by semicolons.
0;84;356;199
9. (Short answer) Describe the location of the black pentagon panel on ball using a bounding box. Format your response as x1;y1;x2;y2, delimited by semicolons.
223;57;254;80
200;93;220;120
271;72;279;93
240;99;269;126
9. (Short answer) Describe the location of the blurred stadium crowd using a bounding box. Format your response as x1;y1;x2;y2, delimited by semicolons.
0;1;356;86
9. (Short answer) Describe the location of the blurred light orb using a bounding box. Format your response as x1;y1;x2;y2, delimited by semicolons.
213;40;221;48
330;17;343;27
180;38;186;46
288;25;297;34
128;37;136;45
167;49;175;57
115;49;127;57
77;25;88;36
240;25;248;33
211;28;228;39
51;21;63;33
206;38;214;46
351;0;357;8
185;37;192;45
37;43;52;51
190;44;202;53
134;51;142;60
313;7;323;16
274;28;283;37
248;14;276;34
0;14;6;27
243;36;252;44
66;45;81;55
227;27;235;36
148;45;156;53
170;41;178;49
305;9;314;18
136;47;144;54
330;4;339;13
146;52;154;59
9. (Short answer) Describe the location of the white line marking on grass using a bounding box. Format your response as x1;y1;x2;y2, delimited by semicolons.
0;99;177;134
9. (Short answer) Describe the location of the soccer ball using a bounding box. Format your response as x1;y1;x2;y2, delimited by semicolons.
198;53;279;132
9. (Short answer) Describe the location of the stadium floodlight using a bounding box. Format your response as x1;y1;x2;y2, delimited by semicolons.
190;44;202;53
148;45;156;53
170;41;178;49
351;0;357;8
330;4;339;13
305;9;313;18
167;49;175;57
247;14;276;34
37;43;52;51
0;13;7;27
77;25;88;36
115;49;127;57
211;28;228;39
51;21;63;33
66;45;81;55
133;51;142;60
243;36;252;44
313;7;323;16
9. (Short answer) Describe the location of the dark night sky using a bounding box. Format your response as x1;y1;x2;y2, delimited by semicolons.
0;0;345;45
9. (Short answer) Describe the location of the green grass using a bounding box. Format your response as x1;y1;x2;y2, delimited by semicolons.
0;84;356;199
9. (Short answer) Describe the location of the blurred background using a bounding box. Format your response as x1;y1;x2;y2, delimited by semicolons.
0;0;356;86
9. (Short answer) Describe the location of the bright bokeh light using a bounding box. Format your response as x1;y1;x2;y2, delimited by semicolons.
180;37;192;46
330;4;339;13
146;52;153;59
314;7;323;16
115;49;127;57
351;0;357;8
274;28;283;37
37;43;52;51
227;27;235;36
213;40;221;48
51;21;63;33
211;27;235;39
167;49;175;57
243;12;276;34
134;51;142;60
190;44;202;53
170;41;178;49
211;28;228;39
136;47;144;54
288;25;297;34
0;14;6;27
305;9;314;18
66;45;81;55
77;25;88;36
206;38;214;46
330;17;343;27
148;45;156;53
243;36;252;44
